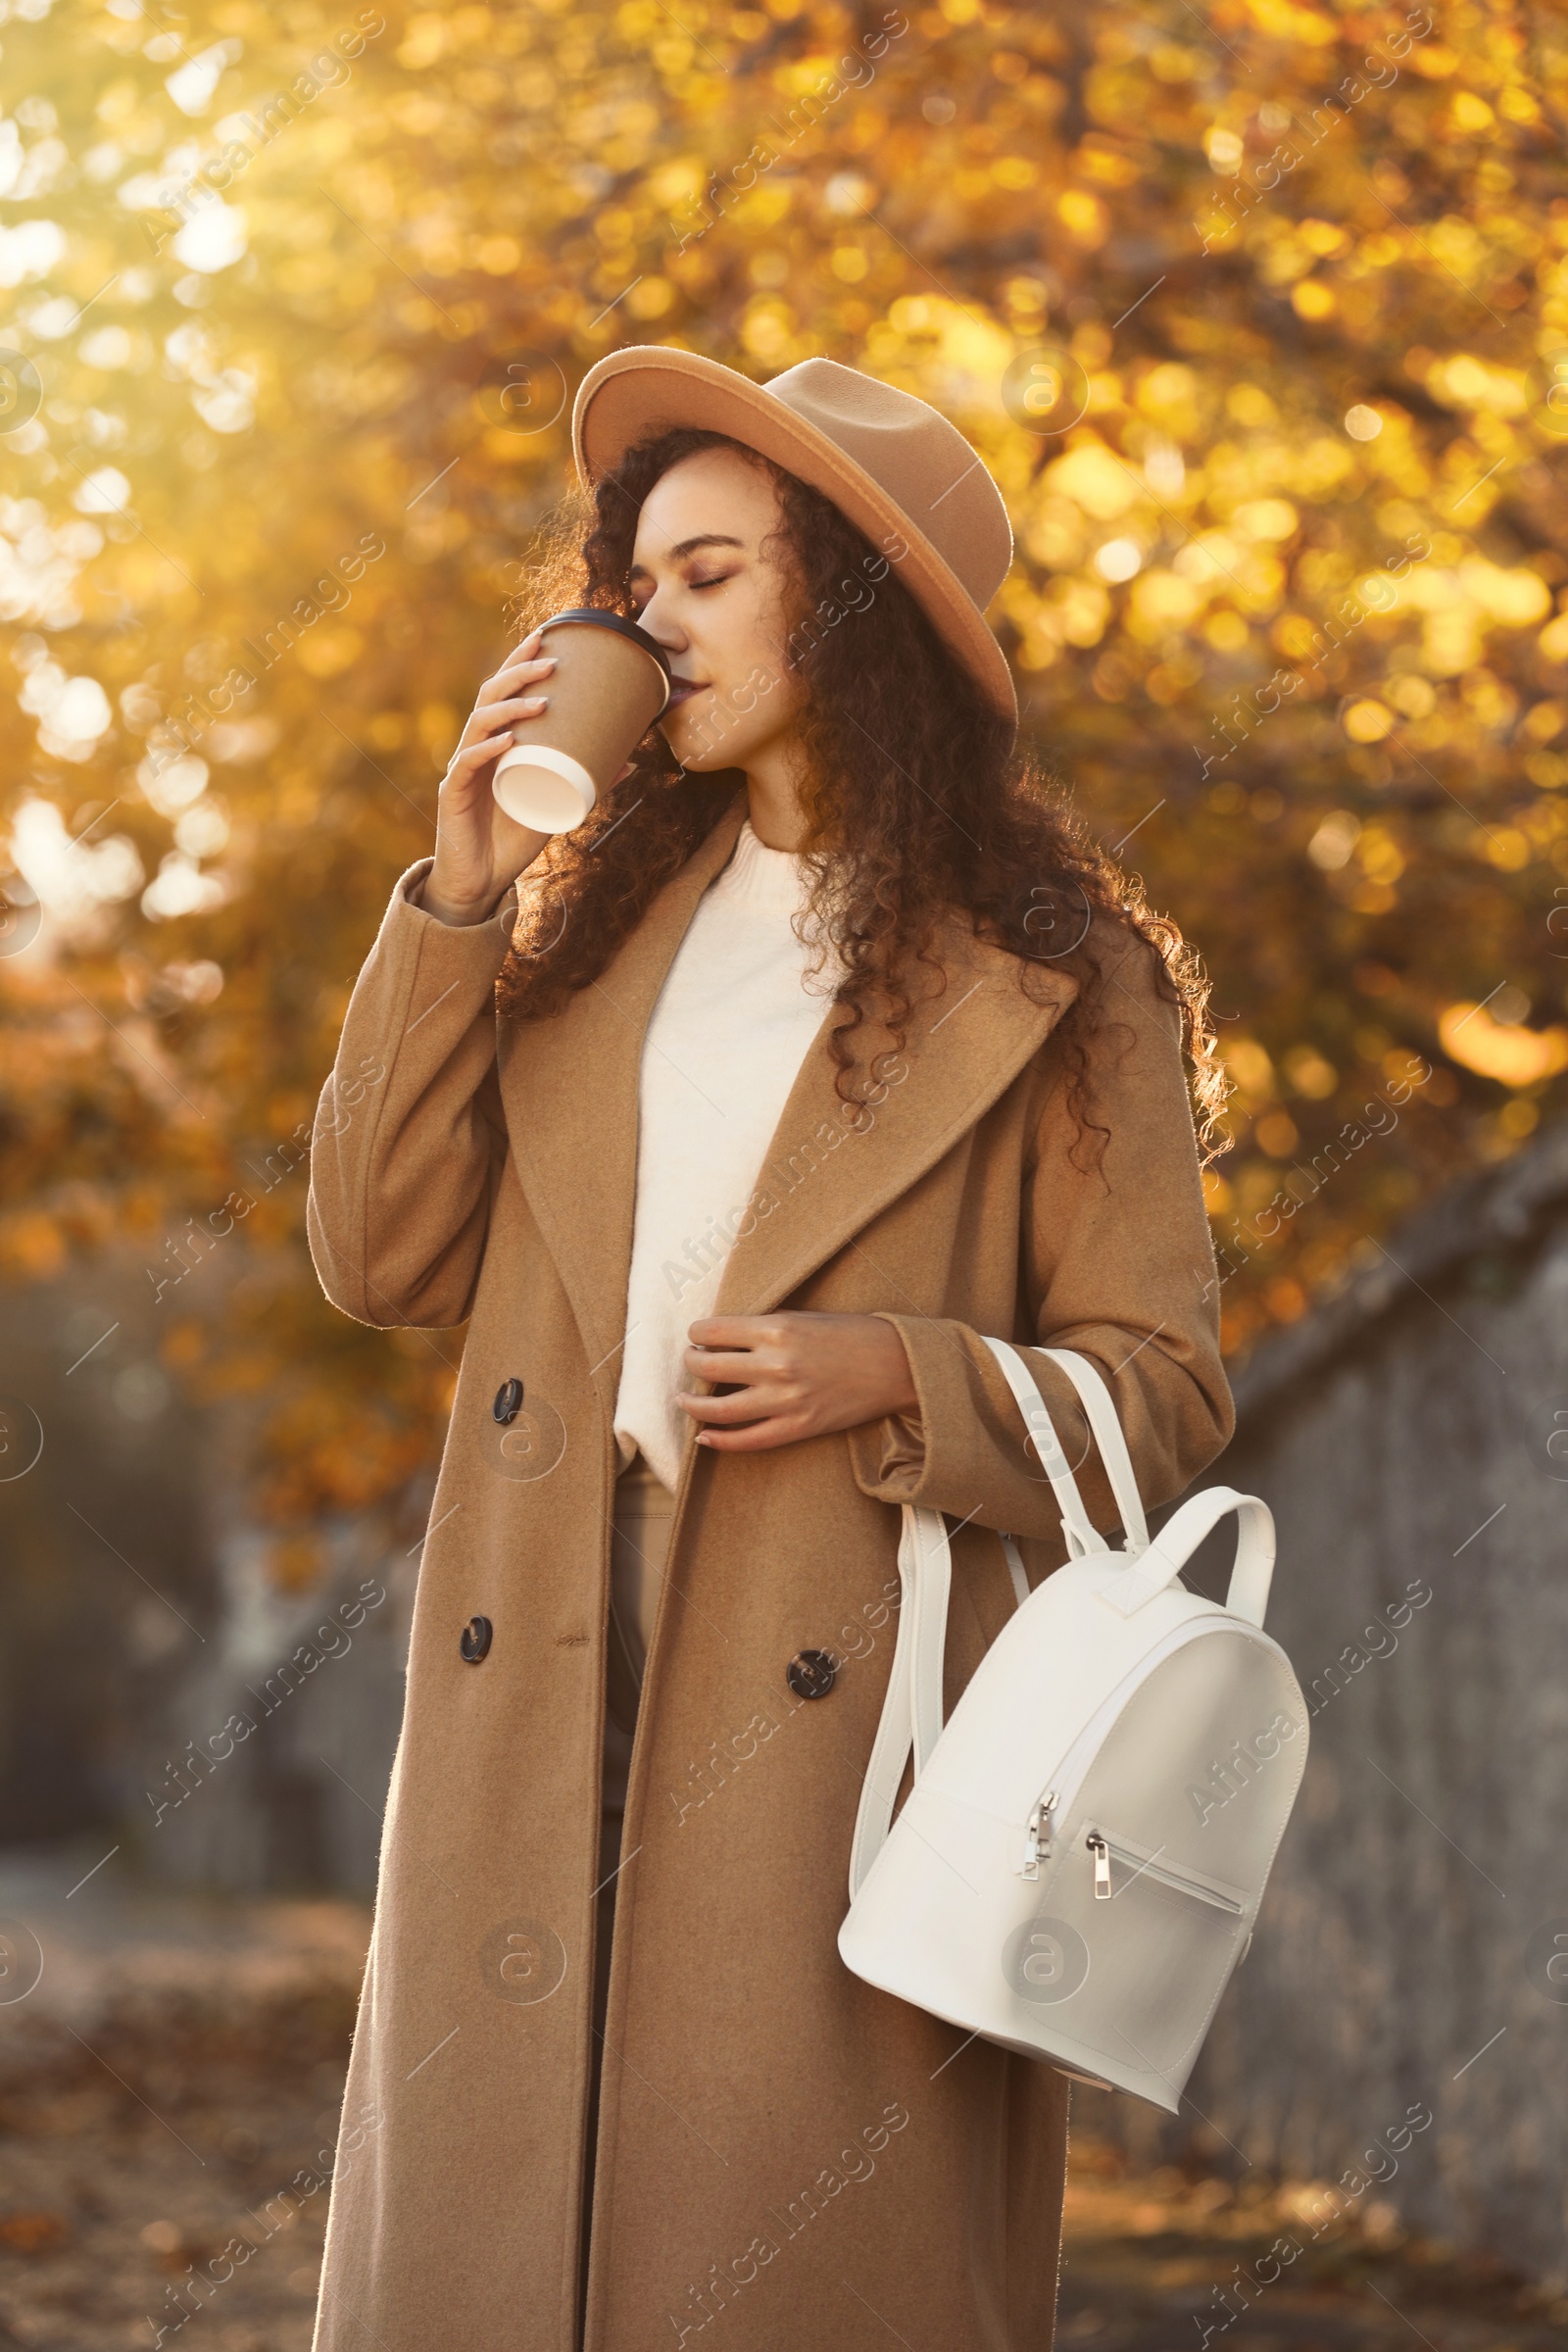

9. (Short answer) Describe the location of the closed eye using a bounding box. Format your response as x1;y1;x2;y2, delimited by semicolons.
629;571;731;617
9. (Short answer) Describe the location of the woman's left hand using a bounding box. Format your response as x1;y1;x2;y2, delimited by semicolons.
677;1311;917;1452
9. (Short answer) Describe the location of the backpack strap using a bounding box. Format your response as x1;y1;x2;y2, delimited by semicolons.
1018;1342;1152;1553
979;1340;1108;1560
847;1501;950;1899
998;1533;1030;1609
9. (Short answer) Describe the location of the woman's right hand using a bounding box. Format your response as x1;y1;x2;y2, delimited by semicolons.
420;631;558;926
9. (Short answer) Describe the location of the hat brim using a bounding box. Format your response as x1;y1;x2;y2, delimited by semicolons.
571;345;1018;735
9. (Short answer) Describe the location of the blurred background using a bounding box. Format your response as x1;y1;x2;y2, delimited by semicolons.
2;0;1567;2344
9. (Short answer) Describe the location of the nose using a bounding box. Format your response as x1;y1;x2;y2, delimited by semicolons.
632;576;687;653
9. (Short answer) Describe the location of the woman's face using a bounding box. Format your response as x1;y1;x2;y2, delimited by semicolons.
626;446;808;775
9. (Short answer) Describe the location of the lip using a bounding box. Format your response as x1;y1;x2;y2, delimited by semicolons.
665;680;709;706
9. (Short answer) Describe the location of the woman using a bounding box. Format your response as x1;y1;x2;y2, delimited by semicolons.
306;346;1233;2352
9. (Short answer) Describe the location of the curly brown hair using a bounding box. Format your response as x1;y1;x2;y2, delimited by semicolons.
498;426;1228;1167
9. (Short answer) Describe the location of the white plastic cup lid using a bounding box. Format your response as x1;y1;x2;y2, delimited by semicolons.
491;744;597;834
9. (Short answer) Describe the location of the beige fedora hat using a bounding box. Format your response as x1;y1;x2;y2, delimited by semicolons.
571;345;1018;736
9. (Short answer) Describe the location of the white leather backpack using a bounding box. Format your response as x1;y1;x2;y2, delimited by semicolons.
837;1338;1309;2112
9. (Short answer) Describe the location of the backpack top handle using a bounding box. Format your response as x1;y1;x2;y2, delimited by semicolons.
1101;1486;1277;1629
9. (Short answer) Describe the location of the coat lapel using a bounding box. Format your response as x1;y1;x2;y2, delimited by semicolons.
497;788;1082;1400
711;923;1079;1320
496;791;750;1408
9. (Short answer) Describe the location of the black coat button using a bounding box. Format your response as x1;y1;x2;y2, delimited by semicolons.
787;1648;837;1699
461;1615;493;1663
492;1378;524;1426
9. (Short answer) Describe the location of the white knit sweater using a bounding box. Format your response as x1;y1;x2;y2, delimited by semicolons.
612;818;844;1490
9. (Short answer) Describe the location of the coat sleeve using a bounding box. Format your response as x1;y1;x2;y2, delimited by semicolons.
306;857;518;1330
844;925;1234;1557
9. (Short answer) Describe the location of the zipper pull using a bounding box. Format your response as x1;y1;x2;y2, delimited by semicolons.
1087;1831;1111;1899
1021;1788;1058;1881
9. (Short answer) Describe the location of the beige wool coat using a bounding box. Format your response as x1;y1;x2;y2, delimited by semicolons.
305;788;1233;2352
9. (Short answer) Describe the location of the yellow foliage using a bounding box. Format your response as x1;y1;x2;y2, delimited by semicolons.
1222;1038;1274;1101
1356;827;1406;888
1448;91;1496;134
0;1212;67;1281
1482;828;1531;872
1048;576;1110;649
1;0;1563;1507
1042;437;1141;521
1283;1045;1337;1101
1425;355;1530;415
1136;364;1200;435
1292;280;1336;321
1440;1004;1568;1085
1230;500;1298;542
1343;700;1394;744
1240;0;1339;43
1056;189;1108;249
297;626;365;678
1128;568;1202;636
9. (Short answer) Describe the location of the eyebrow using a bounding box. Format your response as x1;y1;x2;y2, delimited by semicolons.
626;533;746;584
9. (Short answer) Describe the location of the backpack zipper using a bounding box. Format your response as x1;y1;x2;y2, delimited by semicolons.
1013;1612;1272;1882
1021;1788;1058;1882
1082;1826;1247;1914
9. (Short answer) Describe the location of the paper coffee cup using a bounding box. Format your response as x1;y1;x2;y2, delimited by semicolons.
492;610;671;834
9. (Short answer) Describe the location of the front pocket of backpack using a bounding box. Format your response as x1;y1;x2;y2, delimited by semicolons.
1034;1821;1249;2080
1087;1826;1248;1914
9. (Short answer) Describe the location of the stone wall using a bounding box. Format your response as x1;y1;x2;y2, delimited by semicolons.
1078;1117;1568;2278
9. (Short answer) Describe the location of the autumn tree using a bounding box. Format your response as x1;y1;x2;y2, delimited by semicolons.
2;0;1565;1558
